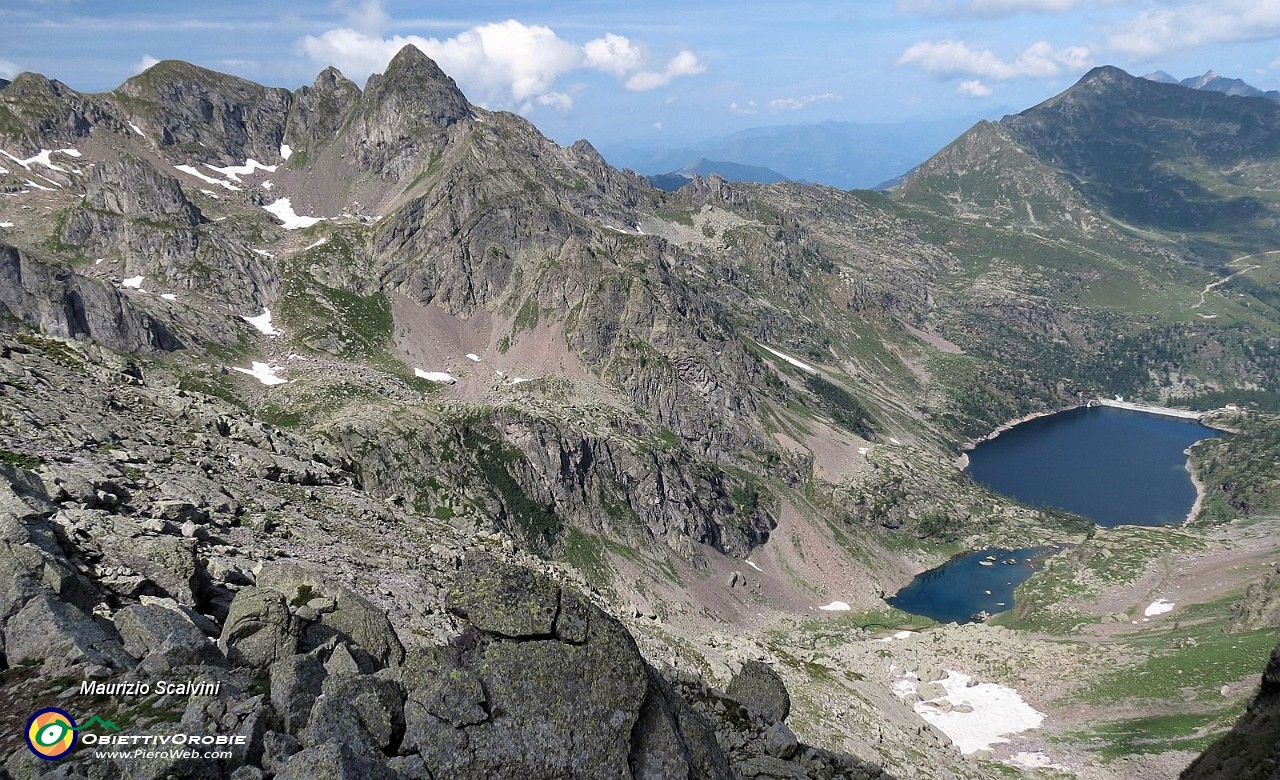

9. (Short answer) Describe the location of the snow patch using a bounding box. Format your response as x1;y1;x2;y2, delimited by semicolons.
760;345;818;374
745;559;762;572
301;238;328;251
198;189;220;199
1144;599;1175;617
896;670;1044;755
241;309;279;336
204;159;276;182
232;362;287;386
121;276;145;289
819;601;850;611
93;258;104;265
160;293;177;301
280;144;293;161
2;148;80;172
261;180;273;190
875;631;916;643
128;122;145;136
251;249;274;258
465;353;481;362
506;376;532;385
0;222;12;229
23;179;55;192
415;369;456;384
175;165;240;191
263;198;324;230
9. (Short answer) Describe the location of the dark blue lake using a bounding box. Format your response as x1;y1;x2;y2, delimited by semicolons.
887;547;1048;624
965;406;1222;527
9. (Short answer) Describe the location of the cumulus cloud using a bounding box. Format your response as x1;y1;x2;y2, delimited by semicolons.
958;79;994;96
0;60;19;80
1107;0;1280;59
624;50;705;91
767;92;842;111
299;15;704;109
897;39;1090;80
729;100;758;114
897;0;1083;16
135;54;161;74
584;33;645;78
536;91;573;112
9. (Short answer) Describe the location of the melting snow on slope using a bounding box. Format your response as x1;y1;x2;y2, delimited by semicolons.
465;353;481;362
761;345;818;374
175;165;240;191
232;362;287;386
1008;752;1068;771
121;276;145;289
896;670;1044;754
875;631;916;643
1144;599;1175;617
263;198;324;230
241;309;280;336
1;148;80;172
280;144;293;161
414;369;457;384
205;159;276;182
819;601;851;611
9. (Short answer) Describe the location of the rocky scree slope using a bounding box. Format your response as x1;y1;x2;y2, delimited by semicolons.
0;332;895;779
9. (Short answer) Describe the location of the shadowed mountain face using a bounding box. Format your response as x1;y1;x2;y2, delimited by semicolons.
900;66;1280;263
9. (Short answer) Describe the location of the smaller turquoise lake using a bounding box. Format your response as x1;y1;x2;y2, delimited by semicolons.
886;547;1049;624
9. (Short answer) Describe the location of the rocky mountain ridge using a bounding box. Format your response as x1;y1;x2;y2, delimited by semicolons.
1;48;1280;778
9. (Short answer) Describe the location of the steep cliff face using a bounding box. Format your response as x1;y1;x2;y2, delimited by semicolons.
0;245;183;352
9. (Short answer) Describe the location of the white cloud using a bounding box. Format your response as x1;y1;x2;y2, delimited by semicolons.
897;39;1091;80
729;100;758;114
767;92;842;111
583;33;645;78
958;79;994;96
536;91;573;112
0;60;18;80
624;50;705;91
1107;1;1280;59
134;54;161;74
300;19;704;109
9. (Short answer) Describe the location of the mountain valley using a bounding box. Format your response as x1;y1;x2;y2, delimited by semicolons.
1;51;1279;778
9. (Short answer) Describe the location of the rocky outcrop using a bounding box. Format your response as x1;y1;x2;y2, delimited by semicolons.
0;245;184;352
116;60;291;164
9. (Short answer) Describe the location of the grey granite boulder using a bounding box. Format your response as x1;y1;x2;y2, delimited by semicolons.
726;661;791;723
218;587;299;668
114;602;223;672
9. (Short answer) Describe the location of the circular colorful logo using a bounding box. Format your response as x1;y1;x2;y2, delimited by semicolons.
25;708;77;760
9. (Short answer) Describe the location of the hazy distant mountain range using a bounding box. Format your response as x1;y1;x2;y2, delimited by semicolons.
1143;69;1280;101
601;115;991;190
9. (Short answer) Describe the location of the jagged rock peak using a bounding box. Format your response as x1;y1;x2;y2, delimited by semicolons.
312;65;359;94
376;44;470;127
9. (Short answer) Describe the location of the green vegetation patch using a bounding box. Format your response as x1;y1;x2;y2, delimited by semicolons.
1079;627;1280;703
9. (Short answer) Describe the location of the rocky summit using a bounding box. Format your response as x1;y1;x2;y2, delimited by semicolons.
1;50;1280;779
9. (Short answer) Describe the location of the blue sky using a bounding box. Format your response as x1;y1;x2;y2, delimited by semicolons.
3;0;1280;146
